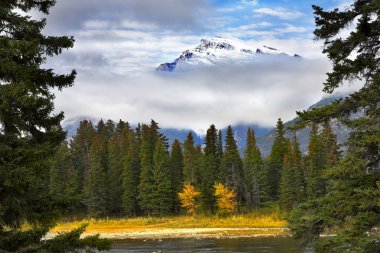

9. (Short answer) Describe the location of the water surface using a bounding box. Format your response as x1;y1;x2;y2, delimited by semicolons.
107;237;314;253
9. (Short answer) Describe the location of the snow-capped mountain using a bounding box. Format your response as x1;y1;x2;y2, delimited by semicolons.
156;37;300;72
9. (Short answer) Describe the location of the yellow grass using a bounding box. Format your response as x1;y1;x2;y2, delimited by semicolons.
52;212;287;234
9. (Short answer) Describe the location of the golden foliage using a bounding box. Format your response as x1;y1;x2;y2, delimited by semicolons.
178;183;201;215
51;213;287;233
213;183;237;215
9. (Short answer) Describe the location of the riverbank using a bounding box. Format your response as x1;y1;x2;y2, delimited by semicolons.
48;227;289;240
49;213;289;239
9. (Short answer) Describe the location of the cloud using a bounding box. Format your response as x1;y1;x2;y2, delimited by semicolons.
241;0;259;7
41;0;210;33
218;0;258;12
253;7;304;20
56;56;331;132
224;23;310;40
37;0;333;132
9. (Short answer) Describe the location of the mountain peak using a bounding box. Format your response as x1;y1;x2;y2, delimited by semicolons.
196;38;235;52
156;37;299;72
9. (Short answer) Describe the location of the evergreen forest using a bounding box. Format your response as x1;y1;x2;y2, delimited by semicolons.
0;0;379;252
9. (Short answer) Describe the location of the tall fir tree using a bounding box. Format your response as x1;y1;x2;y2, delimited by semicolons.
170;139;184;213
183;132;199;185
0;1;109;251
289;2;380;252
200;124;219;213
70;120;95;199
243;128;265;210
266;118;288;200
95;120;110;176
306;122;339;200
290;135;305;202
104;119;116;141
220;126;243;208
96;119;107;140
138;121;166;215
107;130;124;215
216;129;224;174
279;147;295;212
122;128;140;216
279;137;304;212
305;123;325;199
49;141;80;214
115;119;127;136
138;124;155;215
321;120;339;166
84;134;109;217
150;139;173;215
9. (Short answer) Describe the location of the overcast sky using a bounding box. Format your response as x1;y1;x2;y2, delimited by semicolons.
41;0;353;133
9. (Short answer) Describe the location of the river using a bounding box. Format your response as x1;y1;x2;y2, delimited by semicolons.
106;237;314;253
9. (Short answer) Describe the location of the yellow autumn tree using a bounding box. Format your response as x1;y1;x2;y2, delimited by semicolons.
213;183;237;215
178;183;201;216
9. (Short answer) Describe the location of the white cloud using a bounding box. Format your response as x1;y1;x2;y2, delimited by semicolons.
218;0;258;12
253;7;304;20
120;20;158;30
39;0;333;132
41;0;211;34
83;20;110;29
275;24;309;34
224;24;310;40
241;0;259;7
55;57;331;132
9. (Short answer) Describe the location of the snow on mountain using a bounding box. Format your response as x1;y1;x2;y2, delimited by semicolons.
156;37;300;72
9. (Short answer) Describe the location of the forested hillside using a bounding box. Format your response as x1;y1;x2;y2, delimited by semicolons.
51;118;340;217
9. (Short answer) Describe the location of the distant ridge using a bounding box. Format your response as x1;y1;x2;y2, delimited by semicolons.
63;96;350;157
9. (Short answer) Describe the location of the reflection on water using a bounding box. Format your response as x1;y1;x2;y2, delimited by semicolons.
106;237;314;253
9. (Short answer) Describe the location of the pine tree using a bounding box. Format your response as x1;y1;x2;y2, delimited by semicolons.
183;132;199;184
290;135;305;202
95;120;110;175
216;129;224;173
138;124;155;216
0;1;109;250
289;2;380;252
138;121;166;215
200;124;219;213
220;126;243;208
84;134;109;217
279;137;304;212
305;123;324;199
70;120;95;197
306;122;339;200
266;118;288;200
107;131;123;215
50;141;80;214
96;119;107;140
150;139;173;215
279;150;296;212
95;119;114;141
170;139;184;213
243;128;265;210
321;121;339;167
107;121;131;216
122;129;140;216
115;119;127;136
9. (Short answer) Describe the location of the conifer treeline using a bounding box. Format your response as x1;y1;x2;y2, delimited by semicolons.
50;118;339;217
